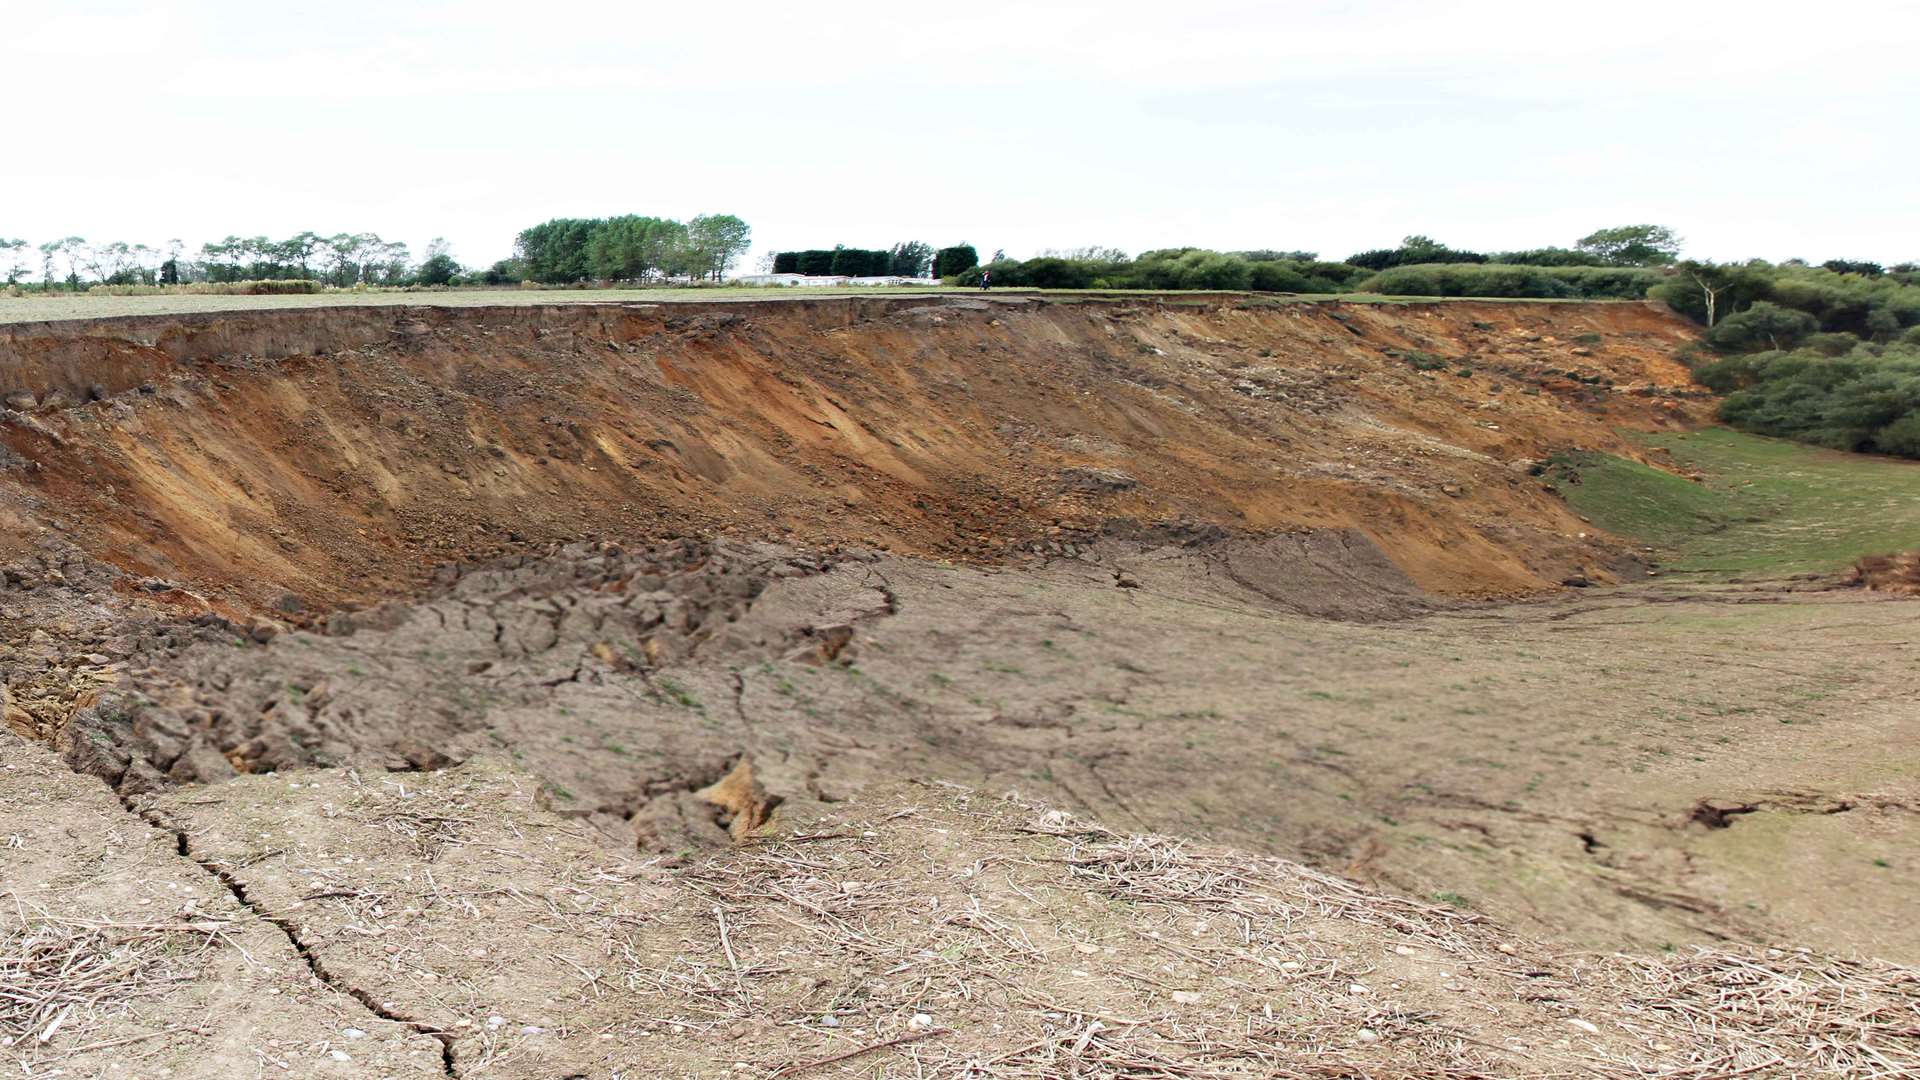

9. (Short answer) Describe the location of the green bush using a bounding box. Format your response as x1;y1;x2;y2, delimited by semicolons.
1357;264;1661;299
1703;301;1818;352
945;249;1365;293
1667;263;1920;459
933;245;979;278
1701;344;1920;455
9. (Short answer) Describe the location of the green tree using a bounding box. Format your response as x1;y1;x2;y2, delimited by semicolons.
416;238;460;286
1649;260;1774;327
934;244;978;278
888;241;934;277
1704;301;1819;353
1576;224;1682;266
1346;236;1486;270
794;249;836;275
0;238;30;284
685;214;751;281
39;238;86;288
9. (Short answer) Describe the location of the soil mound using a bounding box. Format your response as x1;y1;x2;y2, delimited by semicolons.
1851;550;1920;595
57;538;882;792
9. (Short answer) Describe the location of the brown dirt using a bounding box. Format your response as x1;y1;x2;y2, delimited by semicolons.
1851;550;1920;595
0;730;445;1076
109;751;1920;1078
0;296;1704;614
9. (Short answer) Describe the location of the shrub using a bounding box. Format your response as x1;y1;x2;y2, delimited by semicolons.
1708;345;1920;456
1358;263;1661;299
86;279;323;296
1703;301;1818;353
1346;235;1487;270
1249;262;1313;292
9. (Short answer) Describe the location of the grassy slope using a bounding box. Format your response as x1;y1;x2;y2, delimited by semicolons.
1550;428;1920;575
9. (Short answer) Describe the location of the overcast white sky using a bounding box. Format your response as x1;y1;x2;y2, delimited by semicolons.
4;0;1916;271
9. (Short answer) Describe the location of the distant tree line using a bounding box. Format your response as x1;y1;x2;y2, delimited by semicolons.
770;242;934;277
1346;226;1685;271
943;226;1692;296
956;248;1374;292
512;214;751;284
0;232;463;290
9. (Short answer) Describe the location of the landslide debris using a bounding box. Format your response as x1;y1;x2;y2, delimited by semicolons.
54;538;881;795
129;754;1920;1079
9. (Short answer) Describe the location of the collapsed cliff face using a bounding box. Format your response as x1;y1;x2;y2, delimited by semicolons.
0;295;1703;614
16;296;1920;982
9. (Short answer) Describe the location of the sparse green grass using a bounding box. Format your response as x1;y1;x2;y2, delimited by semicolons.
654;676;702;710
1548;428;1920;575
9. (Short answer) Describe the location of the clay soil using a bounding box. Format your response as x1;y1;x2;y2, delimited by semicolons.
3;295;1916;1078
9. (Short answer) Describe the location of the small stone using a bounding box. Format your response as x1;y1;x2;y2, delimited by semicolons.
1171;990;1202;1005
1357;1029;1379;1044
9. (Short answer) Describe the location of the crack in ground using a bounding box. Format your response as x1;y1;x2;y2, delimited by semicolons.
116;791;460;1077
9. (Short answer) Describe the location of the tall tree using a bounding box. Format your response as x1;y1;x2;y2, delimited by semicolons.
416;237;461;286
888;241;934;277
1576;225;1682;267
685;214;751;281
0;238;29;284
933;244;978;278
39;238;87;287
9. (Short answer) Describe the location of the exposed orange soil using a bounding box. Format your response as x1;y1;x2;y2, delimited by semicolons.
0;296;1704;614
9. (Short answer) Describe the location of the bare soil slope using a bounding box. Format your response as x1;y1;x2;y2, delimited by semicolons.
0;296;1702;615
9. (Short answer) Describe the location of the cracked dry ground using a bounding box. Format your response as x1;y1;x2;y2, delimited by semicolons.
7;530;1920;1076
51;533;1920;957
